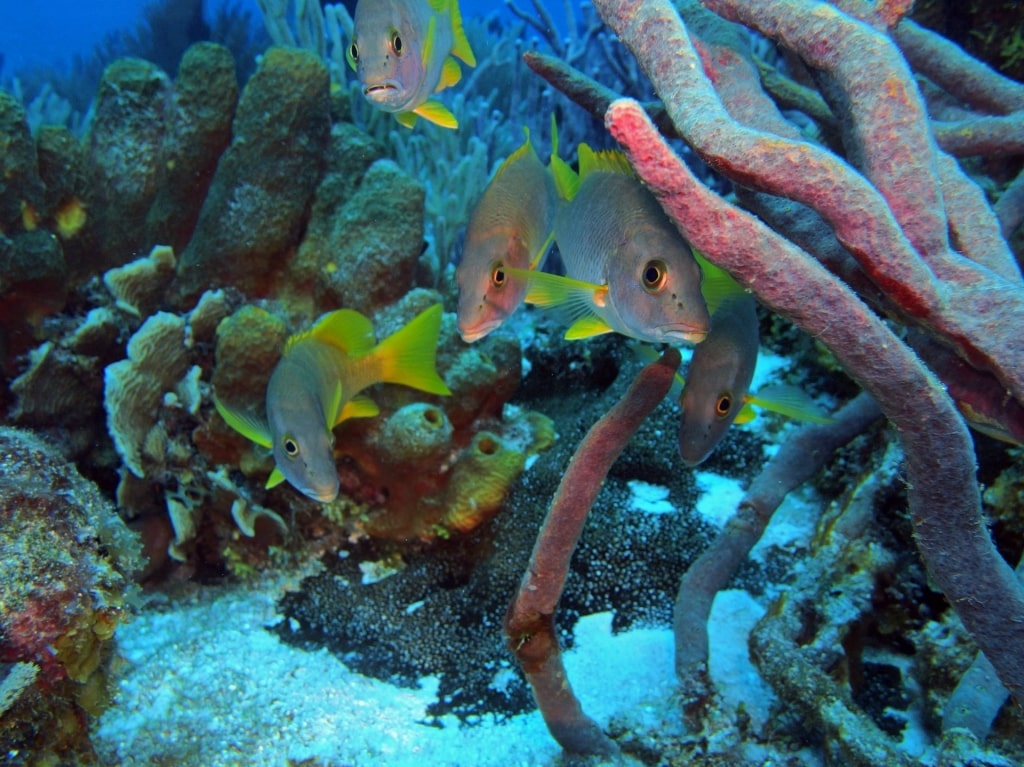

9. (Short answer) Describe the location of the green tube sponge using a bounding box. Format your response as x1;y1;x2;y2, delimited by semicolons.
441;431;526;534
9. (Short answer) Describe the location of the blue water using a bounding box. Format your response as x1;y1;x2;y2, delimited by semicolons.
0;0;573;77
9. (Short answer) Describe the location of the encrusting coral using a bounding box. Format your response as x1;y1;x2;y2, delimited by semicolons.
0;427;142;763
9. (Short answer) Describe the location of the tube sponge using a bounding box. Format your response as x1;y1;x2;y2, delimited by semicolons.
376;402;454;466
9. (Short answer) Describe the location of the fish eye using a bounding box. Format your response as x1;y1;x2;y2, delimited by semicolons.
490;262;507;288
282;435;300;458
715;394;732;418
391;31;403;54
349;43;359;62
642;259;668;293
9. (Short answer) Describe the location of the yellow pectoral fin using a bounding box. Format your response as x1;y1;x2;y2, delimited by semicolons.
423;15;437;69
747;385;835;424
413;99;458;129
578;143;634;179
337;395;380;423
505;267;608;337
437;56;462;92
395;111;419;129
733;403;758;425
266;467;287;489
504;267;599;311
693;250;743;316
328;381;344;426
565;315;615;340
214;395;272;448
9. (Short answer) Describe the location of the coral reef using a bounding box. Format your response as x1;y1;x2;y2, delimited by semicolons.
1;0;1022;763
0;427;142;763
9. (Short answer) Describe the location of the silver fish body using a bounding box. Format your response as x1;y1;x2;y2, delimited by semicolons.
677;291;759;466
352;0;445;114
266;340;344;502
457;142;556;342
554;170;709;344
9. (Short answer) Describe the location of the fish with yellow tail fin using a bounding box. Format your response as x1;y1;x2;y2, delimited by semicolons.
214;304;451;502
674;252;834;466
456;123;559;342
506;143;710;345
347;0;476;129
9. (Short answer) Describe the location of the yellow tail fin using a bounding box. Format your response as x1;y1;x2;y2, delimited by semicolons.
371;304;452;395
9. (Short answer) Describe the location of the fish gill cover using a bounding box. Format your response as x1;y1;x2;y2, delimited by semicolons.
0;1;1023;766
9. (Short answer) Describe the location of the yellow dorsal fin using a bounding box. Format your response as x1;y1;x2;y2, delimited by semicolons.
693;249;743;316
497;127;534;173
547;114;580;201
292;309;376;357
578;143;635;180
338;394;380;423
437;56;462;92
370;303;452;395
445;0;476;66
549;154;579;201
214;395;272;448
413;99;458;129
266;467;286;489
565;315;615;340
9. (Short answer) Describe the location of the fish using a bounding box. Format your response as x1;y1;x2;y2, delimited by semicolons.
507;143;710;345
347;0;476;129
674;253;834;466
456;126;558;342
214;304;451;502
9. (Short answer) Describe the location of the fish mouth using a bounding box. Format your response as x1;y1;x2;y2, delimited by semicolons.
362;80;402;101
458;320;500;343
662;327;709;345
306;487;340;503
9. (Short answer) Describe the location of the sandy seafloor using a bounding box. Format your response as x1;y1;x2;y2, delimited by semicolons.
91;350;858;767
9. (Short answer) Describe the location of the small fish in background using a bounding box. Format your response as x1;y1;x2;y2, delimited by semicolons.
456;125;558;342
508;143;710;345
674;253;834;466
215;304;451;502
347;0;476;129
